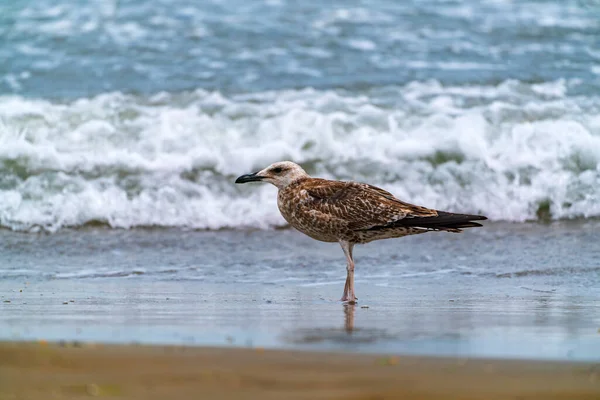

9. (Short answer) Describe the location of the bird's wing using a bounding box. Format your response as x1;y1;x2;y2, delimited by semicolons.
299;179;437;231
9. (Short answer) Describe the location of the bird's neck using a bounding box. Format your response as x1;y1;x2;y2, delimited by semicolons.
278;175;310;191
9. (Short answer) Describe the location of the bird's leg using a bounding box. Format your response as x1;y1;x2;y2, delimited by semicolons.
341;275;350;302
339;241;357;304
346;259;356;304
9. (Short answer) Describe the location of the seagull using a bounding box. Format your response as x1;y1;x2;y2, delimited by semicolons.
235;161;487;304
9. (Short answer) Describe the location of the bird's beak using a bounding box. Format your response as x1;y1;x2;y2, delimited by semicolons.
235;171;265;184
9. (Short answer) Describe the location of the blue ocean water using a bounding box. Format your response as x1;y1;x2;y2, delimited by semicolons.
0;0;599;231
1;0;599;98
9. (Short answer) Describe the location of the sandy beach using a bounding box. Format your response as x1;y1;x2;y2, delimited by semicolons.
2;341;599;400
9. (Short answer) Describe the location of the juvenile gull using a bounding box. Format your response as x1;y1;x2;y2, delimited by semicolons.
235;161;487;304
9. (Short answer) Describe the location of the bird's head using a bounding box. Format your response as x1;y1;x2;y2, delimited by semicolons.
235;161;309;189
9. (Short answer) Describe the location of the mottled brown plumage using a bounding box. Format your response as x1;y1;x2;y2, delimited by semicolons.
235;161;487;304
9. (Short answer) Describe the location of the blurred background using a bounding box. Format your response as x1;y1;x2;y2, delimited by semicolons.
0;0;599;233
1;1;600;372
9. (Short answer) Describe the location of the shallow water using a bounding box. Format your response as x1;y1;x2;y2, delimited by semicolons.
1;222;599;360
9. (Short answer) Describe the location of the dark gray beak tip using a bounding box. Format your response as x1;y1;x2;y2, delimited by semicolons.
235;172;264;184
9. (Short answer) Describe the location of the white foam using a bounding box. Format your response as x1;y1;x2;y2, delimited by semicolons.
0;79;599;231
347;39;377;51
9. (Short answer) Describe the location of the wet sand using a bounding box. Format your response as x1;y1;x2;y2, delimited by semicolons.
2;223;599;360
1;341;599;400
2;275;599;360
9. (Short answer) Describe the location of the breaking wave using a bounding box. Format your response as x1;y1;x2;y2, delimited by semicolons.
1;79;599;232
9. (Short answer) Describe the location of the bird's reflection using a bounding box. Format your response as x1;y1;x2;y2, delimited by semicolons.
344;303;355;333
282;303;393;346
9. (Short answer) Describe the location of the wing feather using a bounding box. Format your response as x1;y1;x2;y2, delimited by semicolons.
298;179;437;231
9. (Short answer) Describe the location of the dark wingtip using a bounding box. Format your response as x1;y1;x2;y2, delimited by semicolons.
454;222;484;228
370;211;489;232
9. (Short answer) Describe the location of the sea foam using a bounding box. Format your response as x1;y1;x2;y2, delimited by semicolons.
0;79;599;232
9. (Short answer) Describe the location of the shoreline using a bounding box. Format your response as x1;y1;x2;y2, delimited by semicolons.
2;341;599;400
1;218;598;233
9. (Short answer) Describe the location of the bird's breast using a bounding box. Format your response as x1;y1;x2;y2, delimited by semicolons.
277;189;303;224
277;188;338;243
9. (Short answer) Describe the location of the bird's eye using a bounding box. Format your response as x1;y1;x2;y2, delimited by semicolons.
272;167;283;174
